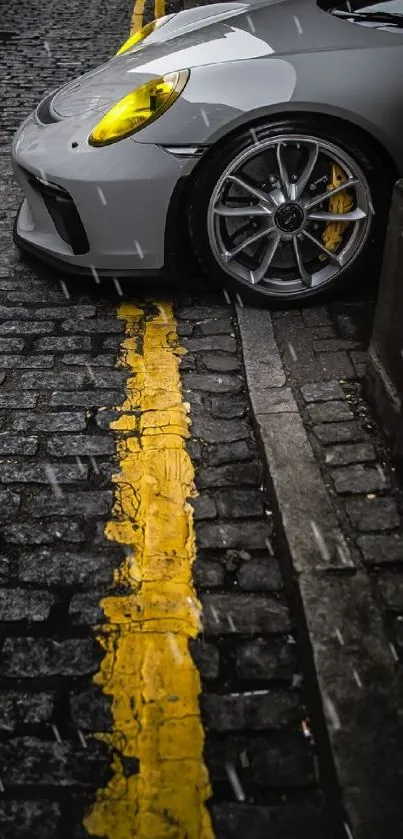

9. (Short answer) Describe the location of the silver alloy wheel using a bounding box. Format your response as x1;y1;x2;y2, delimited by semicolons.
207;134;373;297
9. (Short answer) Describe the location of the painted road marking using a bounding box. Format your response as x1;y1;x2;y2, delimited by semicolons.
84;304;214;838
155;0;166;19
131;0;147;32
131;0;167;33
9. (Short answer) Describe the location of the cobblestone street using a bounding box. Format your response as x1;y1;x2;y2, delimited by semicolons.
0;2;331;837
1;1;403;838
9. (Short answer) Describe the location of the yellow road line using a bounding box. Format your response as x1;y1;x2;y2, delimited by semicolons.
131;0;146;32
84;304;214;839
154;0;166;20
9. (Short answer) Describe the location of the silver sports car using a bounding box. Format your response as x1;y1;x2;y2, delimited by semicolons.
12;0;403;303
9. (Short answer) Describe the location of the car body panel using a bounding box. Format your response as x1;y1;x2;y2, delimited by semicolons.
11;0;403;276
12;115;195;271
134;44;403;173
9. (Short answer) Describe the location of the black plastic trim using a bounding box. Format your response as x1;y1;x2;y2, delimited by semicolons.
28;176;89;255
36;90;58;124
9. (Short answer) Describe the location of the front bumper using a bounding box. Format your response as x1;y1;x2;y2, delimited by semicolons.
12;110;197;275
13;207;160;278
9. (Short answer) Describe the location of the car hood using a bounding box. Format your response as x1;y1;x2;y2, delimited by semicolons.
51;0;389;117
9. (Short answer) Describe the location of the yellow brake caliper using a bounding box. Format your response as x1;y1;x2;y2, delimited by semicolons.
320;163;353;257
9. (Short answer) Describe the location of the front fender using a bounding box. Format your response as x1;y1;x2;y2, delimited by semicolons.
131;57;298;146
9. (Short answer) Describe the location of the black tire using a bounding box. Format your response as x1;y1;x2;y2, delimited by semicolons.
188;117;394;307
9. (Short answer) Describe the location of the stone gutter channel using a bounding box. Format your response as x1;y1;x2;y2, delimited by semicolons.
236;305;403;839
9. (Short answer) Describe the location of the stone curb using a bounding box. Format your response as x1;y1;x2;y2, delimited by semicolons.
237;305;403;839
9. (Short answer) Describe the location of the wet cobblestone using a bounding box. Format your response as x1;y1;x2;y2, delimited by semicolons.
272;289;403;697
0;0;327;836
177;298;327;824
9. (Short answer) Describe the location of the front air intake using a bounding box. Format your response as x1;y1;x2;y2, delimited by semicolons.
28;176;89;255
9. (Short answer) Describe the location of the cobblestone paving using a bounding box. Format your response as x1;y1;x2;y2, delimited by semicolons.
272;289;403;681
0;2;329;837
175;304;329;837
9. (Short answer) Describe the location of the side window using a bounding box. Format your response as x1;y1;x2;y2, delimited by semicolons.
334;0;403;10
358;1;403;11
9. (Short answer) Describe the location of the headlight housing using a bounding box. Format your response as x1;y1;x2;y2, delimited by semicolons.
115;18;168;56
88;70;189;147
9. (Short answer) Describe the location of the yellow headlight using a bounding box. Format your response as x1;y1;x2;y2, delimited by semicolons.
89;70;189;147
115;19;162;56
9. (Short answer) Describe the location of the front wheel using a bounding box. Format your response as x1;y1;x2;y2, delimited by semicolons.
188;118;393;306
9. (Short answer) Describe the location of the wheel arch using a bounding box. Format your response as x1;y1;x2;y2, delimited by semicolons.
165;107;397;271
192;107;398;186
